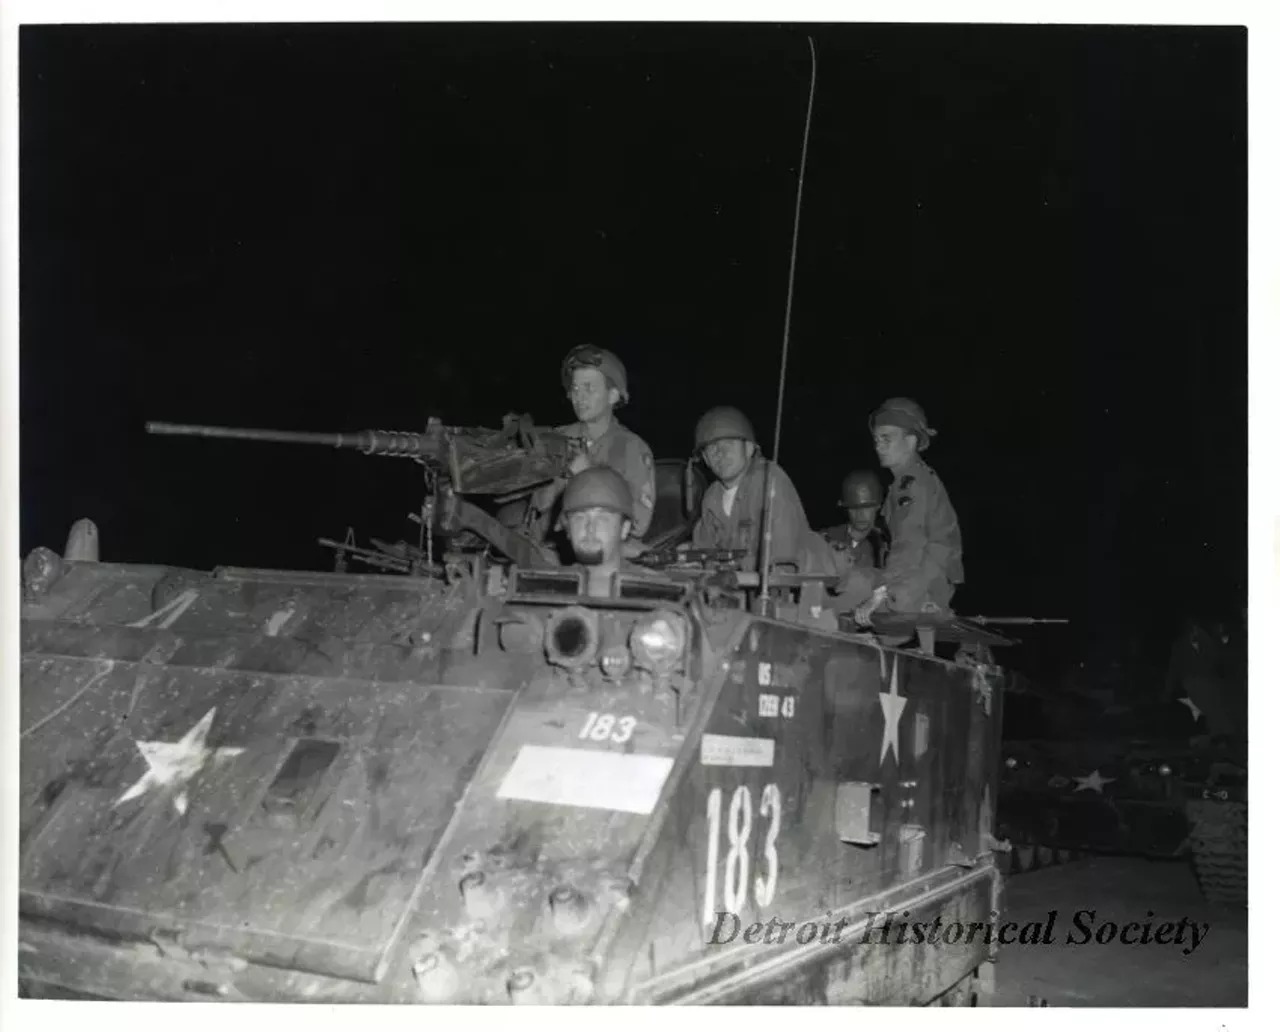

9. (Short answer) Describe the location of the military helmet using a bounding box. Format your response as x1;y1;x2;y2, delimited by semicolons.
839;470;884;509
561;345;629;405
869;396;936;451
694;406;756;449
561;466;634;517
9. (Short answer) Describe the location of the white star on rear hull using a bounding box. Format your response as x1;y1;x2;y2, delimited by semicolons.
116;707;244;816
1073;769;1115;794
880;655;908;764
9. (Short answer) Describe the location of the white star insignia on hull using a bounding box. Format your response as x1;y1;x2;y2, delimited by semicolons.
1073;769;1115;794
879;655;908;765
116;707;245;816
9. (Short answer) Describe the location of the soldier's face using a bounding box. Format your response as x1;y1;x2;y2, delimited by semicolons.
702;438;752;485
873;425;916;470
567;507;626;565
568;368;617;422
846;505;877;538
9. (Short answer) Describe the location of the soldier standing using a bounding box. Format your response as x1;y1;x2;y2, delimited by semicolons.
553;345;656;541
688;406;824;572
854;398;964;625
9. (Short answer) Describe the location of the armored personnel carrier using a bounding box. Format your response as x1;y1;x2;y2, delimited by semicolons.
18;416;1009;1004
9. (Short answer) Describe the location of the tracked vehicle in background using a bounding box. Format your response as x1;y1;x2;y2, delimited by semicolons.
996;674;1247;905
17;412;1011;1004
1185;749;1247;906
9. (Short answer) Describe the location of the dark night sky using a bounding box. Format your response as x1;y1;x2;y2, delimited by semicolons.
19;22;1247;675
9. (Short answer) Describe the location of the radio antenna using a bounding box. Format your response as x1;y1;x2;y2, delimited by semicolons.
757;35;818;612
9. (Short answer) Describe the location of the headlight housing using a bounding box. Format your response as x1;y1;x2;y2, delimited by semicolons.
629;610;687;676
544;606;599;670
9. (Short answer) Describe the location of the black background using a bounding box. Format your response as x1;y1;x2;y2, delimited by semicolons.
19;23;1247;681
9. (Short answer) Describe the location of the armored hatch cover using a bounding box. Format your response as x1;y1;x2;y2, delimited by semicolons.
19;559;511;985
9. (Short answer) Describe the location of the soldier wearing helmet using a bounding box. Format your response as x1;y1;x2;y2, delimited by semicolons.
823;471;886;570
560;466;651;597
687;406;819;572
553;345;656;543
853;397;964;625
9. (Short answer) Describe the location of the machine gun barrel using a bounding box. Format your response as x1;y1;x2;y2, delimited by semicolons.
147;415;573;566
146;422;436;458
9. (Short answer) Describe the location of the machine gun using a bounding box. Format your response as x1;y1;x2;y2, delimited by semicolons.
146;414;573;570
146;413;570;495
318;530;431;576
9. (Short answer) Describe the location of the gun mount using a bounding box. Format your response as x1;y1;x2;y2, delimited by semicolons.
146;415;572;569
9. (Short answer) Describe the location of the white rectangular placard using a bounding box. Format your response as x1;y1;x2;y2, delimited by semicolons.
699;734;775;767
496;745;674;815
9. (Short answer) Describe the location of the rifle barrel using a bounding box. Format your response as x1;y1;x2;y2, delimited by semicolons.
970;616;1070;625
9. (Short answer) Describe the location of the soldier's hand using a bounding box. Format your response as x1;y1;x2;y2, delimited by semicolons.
622;538;648;560
567;452;591;476
854;586;888;627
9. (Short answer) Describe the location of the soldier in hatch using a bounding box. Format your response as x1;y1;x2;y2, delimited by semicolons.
853;398;964;626
824;471;886;570
687;406;827;573
553;345;656;543
561;466;651;598
824;471;887;612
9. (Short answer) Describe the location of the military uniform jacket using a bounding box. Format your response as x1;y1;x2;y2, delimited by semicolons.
821;524;885;574
692;454;811;570
557;418;656;537
880;456;964;610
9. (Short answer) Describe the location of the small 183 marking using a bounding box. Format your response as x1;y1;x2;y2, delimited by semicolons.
579;712;637;744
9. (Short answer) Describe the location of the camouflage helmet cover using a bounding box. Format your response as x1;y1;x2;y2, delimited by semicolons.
839;470;884;509
694;406;756;449
869;396;936;451
561;345;629;405
561;465;634;518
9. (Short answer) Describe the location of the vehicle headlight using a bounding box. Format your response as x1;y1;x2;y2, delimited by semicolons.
1158;763;1173;777
630;610;687;675
1005;756;1019;769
